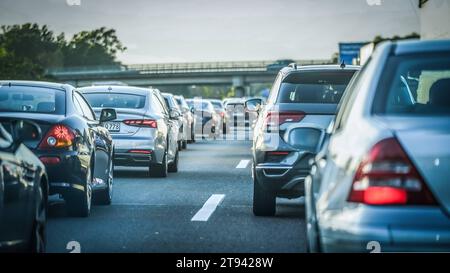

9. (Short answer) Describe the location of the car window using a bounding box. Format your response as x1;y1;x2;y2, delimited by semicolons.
74;92;96;120
0;85;65;114
149;93;164;114
267;73;282;104
334;61;371;132
154;93;169;115
83;93;146;109
374;53;450;115
277;71;356;104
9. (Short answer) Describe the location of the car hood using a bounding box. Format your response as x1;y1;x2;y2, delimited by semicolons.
376;116;450;215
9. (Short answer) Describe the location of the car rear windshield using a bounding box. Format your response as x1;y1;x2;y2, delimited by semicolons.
373;54;450;116
83;93;146;109
0;85;65;114
210;101;223;109
277;71;356;104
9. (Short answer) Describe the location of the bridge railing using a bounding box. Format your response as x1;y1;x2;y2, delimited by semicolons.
46;60;332;76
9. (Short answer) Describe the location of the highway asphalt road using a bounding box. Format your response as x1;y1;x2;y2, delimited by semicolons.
47;138;306;253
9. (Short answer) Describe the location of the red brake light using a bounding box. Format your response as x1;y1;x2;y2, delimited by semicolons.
348;138;437;206
39;156;61;165
123;119;157;128
128;149;152;154
264;111;305;130
267;151;290;156
38;125;75;150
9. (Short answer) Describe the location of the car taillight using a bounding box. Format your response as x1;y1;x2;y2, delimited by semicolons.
348;137;437;206
123;119;157;128
128;149;152;154
264;111;305;130
38;125;75;150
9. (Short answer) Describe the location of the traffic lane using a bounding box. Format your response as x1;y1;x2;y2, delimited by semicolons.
46;140;306;253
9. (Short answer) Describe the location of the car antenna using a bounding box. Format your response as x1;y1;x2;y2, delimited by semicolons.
340;60;346;69
288;63;297;69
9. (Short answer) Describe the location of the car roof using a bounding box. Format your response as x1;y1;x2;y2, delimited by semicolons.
79;85;153;96
279;64;360;75
162;92;174;97
0;80;72;91
391;39;450;55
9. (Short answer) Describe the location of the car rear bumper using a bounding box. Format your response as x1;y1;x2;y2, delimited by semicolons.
318;206;450;252
33;150;88;196
254;162;309;198
114;150;154;167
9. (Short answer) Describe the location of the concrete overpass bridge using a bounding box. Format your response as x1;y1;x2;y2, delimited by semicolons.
46;60;332;91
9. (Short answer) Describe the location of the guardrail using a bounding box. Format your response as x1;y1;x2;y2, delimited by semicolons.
46;59;333;76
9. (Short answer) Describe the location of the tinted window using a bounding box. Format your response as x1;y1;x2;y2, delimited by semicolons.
84;93;146;109
175;97;189;109
277;71;356;104
0;85;65;114
74;92;95;120
374;54;450;115
210;101;223;109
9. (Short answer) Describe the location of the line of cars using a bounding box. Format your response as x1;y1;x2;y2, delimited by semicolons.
246;39;450;252
0;82;223;252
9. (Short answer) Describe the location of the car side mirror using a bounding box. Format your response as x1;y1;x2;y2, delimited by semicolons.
190;107;195;114
245;98;262;112
13;120;41;144
99;108;117;122
169;109;181;119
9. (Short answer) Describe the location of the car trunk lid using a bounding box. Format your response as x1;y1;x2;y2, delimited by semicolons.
377;116;450;215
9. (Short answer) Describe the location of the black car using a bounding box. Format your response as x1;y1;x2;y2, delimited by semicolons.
0;120;48;252
0;81;117;217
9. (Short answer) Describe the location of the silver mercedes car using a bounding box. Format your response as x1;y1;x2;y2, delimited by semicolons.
80;86;180;177
305;39;450;252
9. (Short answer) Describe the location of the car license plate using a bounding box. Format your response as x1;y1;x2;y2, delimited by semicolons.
103;122;120;132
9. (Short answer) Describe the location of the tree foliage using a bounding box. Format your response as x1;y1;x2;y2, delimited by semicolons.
0;23;126;80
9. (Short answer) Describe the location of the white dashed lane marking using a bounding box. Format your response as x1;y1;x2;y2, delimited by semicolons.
191;194;226;222
236;159;250;169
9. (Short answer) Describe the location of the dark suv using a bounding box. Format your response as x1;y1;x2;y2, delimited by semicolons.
246;64;359;216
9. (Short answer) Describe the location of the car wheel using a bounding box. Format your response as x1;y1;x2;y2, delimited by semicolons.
149;151;168;178
95;157;113;205
178;141;182;151
168;149;179;173
182;140;187;149
252;175;276;216
66;167;92;217
30;179;47;253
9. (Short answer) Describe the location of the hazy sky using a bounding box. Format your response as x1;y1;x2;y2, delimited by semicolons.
0;0;420;64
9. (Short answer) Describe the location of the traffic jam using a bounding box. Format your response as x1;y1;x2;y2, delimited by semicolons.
0;0;450;260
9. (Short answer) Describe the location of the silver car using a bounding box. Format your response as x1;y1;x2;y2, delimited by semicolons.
162;93;186;150
80;86;180;177
305;39;450;252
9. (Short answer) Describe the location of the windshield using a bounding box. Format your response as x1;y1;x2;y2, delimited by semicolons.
277;71;356;104
83;93;146;109
374;54;450;115
0;86;65;114
210;101;223;109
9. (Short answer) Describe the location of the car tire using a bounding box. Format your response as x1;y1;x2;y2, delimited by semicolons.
149;151;168;178
66;167;92;217
30;179;47;253
168;149;179;173
253;176;276;217
182;140;187;149
95;158;113;205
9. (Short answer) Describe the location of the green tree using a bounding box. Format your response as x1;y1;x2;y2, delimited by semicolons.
0;23;127;80
62;27;126;67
